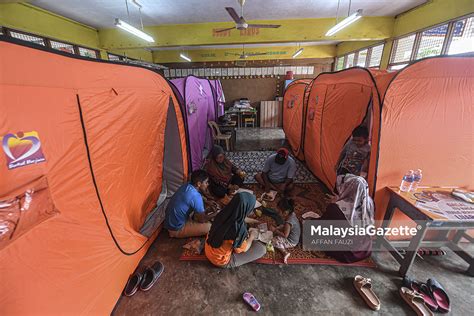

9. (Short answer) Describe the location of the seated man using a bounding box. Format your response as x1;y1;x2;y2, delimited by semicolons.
255;148;296;198
164;170;218;238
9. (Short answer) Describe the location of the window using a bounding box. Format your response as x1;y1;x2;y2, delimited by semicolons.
78;47;98;59
391;34;416;63
335;43;385;70
389;63;409;70
416;24;448;59
2;26;101;59
368;44;383;67
335;57;344;70
389;14;474;69
346;53;355;68
448;16;474;55
356;49;368;67
9;30;45;46
50;40;75;54
108;53;124;61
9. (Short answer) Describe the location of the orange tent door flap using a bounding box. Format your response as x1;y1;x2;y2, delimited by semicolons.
304;83;328;182
283;80;311;159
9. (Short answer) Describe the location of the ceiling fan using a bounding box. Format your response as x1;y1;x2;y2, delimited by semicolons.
216;0;281;33
226;44;269;59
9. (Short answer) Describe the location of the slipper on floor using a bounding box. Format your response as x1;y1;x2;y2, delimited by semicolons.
353;275;381;311
418;283;439;312
123;272;142;297
403;276;423;292
140;261;164;291
399;287;434;316
427;278;450;313
243;292;261;312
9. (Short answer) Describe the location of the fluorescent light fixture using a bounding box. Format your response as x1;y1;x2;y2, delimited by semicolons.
180;53;192;62
292;48;304;58
115;18;154;42
131;0;142;9
325;9;363;36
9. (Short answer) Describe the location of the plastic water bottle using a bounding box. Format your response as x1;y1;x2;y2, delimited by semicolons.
400;170;414;192
410;169;423;192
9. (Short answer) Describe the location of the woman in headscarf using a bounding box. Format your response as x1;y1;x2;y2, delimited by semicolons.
317;174;374;263
204;145;245;198
205;192;267;268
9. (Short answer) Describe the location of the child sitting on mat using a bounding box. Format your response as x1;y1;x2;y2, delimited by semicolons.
270;208;301;264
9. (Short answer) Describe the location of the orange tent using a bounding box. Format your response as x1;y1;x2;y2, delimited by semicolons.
303;68;382;194
374;56;474;220
282;79;312;160
302;58;473;221
0;38;188;314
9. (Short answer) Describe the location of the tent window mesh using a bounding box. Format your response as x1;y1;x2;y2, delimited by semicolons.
356;49;368;67
78;47;98;58
369;44;384;67
50;40;75;54
448;16;474;55
9;31;45;46
392;34;416;63
416;24;448;59
346;53;355;68
336;57;344;70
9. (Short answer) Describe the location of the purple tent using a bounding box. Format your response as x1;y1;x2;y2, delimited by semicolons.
210;79;225;117
170;76;218;171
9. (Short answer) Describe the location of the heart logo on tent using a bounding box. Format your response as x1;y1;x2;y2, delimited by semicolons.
1;131;46;169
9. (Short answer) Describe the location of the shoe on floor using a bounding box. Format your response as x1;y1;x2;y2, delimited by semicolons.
353;275;381;311
427;278;450;313
399;287;434;316
123;272;143;297
140;261;164;291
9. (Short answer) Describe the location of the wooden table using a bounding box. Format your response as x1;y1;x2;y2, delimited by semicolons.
376;186;474;276
225;108;257;128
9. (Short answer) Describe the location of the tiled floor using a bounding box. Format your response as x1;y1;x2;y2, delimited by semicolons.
235;128;287;151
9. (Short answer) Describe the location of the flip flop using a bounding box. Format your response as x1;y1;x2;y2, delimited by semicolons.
123;272;142;297
353;275;381;311
243;292;261;312
399;287;434;316
140;261;164;291
427;278;450;313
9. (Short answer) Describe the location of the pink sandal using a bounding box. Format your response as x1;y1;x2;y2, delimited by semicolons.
243;292;261;312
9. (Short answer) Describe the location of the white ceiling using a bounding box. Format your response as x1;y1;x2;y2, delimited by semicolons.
31;0;426;29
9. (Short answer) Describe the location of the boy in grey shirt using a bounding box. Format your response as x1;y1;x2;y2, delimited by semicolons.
255;148;296;198
335;126;370;179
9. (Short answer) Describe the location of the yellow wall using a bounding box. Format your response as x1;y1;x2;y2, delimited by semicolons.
393;0;474;37
335;0;474;69
3;0;473;65
153;45;335;63
0;3;154;61
0;3;100;48
99;17;393;49
336;40;382;56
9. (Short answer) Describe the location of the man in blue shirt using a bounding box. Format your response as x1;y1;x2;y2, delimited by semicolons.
165;170;218;238
255;148;296;198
